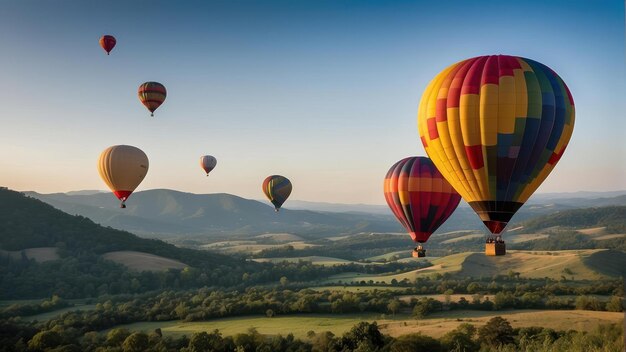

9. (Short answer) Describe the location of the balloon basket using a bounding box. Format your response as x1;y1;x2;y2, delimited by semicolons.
485;242;506;256
412;249;426;258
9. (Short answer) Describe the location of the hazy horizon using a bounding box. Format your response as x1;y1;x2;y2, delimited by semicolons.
12;186;626;207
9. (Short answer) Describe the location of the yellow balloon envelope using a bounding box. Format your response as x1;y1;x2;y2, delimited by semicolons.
98;145;149;208
418;55;574;235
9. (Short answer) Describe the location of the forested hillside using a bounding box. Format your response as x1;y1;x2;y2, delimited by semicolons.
521;206;626;233
0;188;240;267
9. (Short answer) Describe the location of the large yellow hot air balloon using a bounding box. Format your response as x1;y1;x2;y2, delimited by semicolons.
98;145;149;208
418;55;574;255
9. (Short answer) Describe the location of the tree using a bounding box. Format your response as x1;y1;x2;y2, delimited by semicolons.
390;333;442;352
106;328;131;346
311;331;338;352
412;298;440;319
341;322;385;350
387;299;401;316
27;330;62;350
280;276;289;286
440;323;479;352
477;316;514;348
122;332;149;352
187;332;211;352
605;296;623;312
467;282;480;294
493;291;516;310
575;295;603;311
457;297;469;309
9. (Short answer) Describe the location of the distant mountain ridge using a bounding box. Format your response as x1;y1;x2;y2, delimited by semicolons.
24;189;626;239
25;189;403;238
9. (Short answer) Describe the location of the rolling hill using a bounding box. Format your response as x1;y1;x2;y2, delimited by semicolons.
25;189;626;240
0;187;241;267
25;189;403;238
321;249;626;284
0;187;267;298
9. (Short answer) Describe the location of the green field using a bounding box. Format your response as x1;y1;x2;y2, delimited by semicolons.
112;309;624;339
102;251;188;272
112;314;382;339
320;252;470;284
25;304;97;321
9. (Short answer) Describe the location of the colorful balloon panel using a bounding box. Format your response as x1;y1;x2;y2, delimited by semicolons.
98;145;149;207
417;55;575;234
138;82;167;116
200;155;217;176
384;157;461;243
99;35;116;55
262;175;292;211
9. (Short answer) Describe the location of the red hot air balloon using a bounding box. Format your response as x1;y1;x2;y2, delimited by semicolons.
138;82;167;117
99;35;116;55
384;157;461;257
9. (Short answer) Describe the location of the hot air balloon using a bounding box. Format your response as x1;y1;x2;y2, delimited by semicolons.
138;82;166;117
417;55;575;255
98;145;149;208
99;35;116;55
200;155;217;176
384;157;461;257
262;175;292;212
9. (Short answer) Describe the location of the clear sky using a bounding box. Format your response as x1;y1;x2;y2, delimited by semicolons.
0;0;624;204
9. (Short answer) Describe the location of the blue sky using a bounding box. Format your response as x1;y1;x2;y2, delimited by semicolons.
0;0;624;204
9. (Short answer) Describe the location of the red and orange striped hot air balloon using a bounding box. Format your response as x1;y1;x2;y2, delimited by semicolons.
138;82;167;117
384;157;461;257
99;35;116;55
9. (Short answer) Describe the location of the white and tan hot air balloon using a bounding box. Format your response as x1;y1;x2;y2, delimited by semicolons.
98;145;149;208
200;155;217;176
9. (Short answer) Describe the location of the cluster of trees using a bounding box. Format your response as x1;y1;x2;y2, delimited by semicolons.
0;296;69;319
2;284;621;338
1;316;623;351
0;247;433;299
408;292;624;319
337;274;623;297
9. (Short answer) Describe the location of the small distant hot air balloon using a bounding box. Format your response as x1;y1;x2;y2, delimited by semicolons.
99;35;116;55
138;82;166;117
200;155;217;176
98;145;149;208
417;55;575;255
384;157;461;257
262;175;292;212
